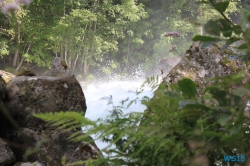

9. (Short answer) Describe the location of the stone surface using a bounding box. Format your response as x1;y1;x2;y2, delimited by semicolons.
43;57;74;77
0;75;6;101
4;76;87;128
0;57;102;165
74;141;100;160
0;138;16;165
162;42;245;96
158;56;181;74
8;127;101;166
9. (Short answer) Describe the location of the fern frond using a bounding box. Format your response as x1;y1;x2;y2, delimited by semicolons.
33;111;96;130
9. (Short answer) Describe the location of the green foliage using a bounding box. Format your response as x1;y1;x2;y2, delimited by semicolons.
0;39;9;57
33;72;250;165
192;0;250;62
178;78;197;99
31;1;250;166
33;112;96;132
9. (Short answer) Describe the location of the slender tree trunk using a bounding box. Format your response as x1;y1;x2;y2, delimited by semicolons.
13;18;20;66
80;61;83;73
16;41;32;71
68;54;71;68
60;41;63;58
64;44;68;66
83;62;89;78
200;8;203;35
125;39;131;72
55;44;58;57
73;53;79;71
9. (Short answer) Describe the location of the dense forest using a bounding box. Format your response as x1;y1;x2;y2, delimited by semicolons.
0;0;248;80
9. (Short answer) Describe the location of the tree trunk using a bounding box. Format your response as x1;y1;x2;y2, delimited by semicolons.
73;53;79;71
60;41;63;58
16;41;32;71
13;17;20;66
64;44;68;66
83;62;89;78
200;8;203;35
125;39;131;72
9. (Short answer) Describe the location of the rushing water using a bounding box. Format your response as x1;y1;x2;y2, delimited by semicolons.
81;79;158;152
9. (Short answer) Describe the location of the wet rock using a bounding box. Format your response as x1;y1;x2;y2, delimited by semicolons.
0;138;16;165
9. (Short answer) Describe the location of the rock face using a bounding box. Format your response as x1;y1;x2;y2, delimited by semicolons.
43;57;74;77
0;75;6;101
0;57;102;166
0;138;15;165
4;76;86;128
158;56;181;74
163;42;245;95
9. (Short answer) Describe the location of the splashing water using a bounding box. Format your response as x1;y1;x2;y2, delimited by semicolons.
82;79;160;153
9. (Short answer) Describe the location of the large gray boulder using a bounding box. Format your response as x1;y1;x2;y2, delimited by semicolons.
4;75;86;128
0;57;102;166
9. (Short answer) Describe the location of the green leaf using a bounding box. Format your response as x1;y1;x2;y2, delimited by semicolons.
200;41;217;48
230;127;241;135
238;43;247;50
178;100;196;109
204;87;228;106
232;25;242;35
221;37;240;50
193;35;220;42
232;87;250;96
217;19;231;31
217;18;232;37
201;131;223;137
178;100;210;111
61;155;66;166
245;13;250;22
213;1;230;13
218;114;231;126
178;78;197;98
204;20;220;36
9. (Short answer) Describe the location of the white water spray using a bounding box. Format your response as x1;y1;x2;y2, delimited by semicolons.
81;78;161;152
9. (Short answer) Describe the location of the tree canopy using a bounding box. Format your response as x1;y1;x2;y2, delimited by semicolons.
0;0;245;78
